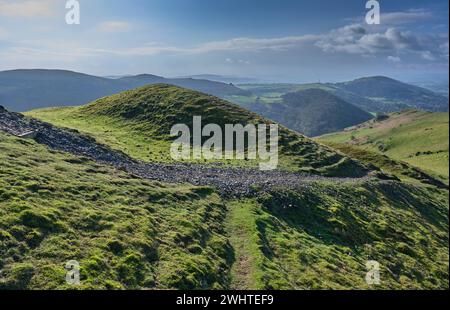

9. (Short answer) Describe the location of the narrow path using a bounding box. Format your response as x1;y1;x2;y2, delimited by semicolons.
225;201;262;289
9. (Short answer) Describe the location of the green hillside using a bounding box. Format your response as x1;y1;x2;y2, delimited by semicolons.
318;110;449;182
27;84;369;177
0;131;448;289
0;131;231;289
0;85;446;290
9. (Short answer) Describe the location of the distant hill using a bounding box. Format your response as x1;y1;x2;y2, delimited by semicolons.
333;76;449;112
0;69;249;112
239;88;373;137
318;109;450;182
118;74;250;97
179;74;264;84
233;76;449;114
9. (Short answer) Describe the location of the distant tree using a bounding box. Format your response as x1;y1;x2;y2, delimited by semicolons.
375;112;389;122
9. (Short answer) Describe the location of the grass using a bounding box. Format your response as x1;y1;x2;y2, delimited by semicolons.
230;183;448;289
225;200;265;289
0;131;231;289
318;110;449;182
321;142;447;187
4;86;448;290
26;84;369;177
0;130;448;289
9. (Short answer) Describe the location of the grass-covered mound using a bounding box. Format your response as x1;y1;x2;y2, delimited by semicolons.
0;132;231;289
26;84;368;177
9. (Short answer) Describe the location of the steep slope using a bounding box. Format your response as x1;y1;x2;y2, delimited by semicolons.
239;89;373;137
27;84;370;177
0;70;249;112
0;131;231;289
335;76;449;112
0;131;448;289
318;110;449;182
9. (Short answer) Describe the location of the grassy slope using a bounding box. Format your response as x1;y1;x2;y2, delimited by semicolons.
319;110;449;182
0;132;231;290
1;131;448;289
5;86;449;290
320;142;446;188
26;84;368;177
243;183;448;289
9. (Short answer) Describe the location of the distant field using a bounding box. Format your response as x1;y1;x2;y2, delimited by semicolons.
228;83;332;106
318;110;449;182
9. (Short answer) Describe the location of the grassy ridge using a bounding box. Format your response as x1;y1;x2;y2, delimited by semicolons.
1;131;448;289
26;84;369;177
319;110;449;182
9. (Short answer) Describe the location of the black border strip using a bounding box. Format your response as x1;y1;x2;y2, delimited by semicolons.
1;290;448;308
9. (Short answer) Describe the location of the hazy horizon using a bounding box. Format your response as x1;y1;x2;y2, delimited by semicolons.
0;0;449;84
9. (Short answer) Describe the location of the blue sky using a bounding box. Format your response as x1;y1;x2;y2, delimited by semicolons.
0;0;448;82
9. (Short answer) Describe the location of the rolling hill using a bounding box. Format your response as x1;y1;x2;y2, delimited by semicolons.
0;69;249;112
318;110;450;183
26;84;370;177
235;88;373;137
232;76;449;114
0;85;448;289
334;76;449;113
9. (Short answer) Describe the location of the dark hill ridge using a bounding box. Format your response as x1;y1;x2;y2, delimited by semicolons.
240;88;373;137
0;69;249;112
118;74;250;97
333;76;449;112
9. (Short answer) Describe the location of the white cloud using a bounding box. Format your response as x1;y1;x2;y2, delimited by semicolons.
0;0;57;18
381;9;433;25
1;7;446;70
420;51;436;61
316;23;447;62
346;9;433;26
0;27;9;39
193;35;319;53
98;21;132;32
224;58;250;65
387;56;401;63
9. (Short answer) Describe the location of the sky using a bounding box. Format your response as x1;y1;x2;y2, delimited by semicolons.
0;0;448;83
